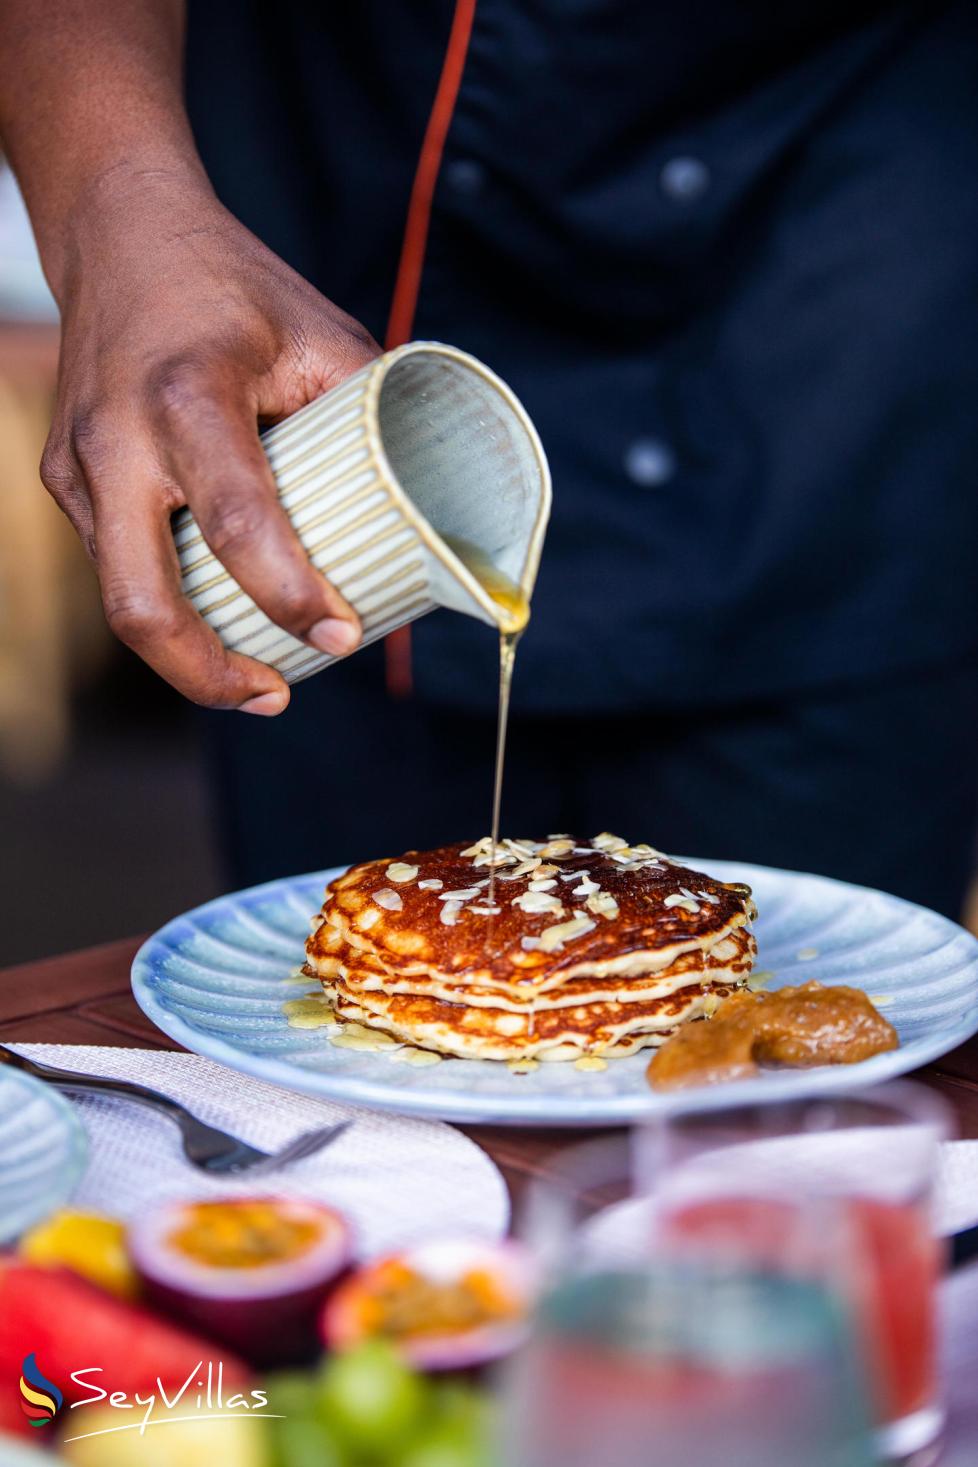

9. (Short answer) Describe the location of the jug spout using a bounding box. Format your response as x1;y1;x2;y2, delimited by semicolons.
369;343;550;634
175;342;551;683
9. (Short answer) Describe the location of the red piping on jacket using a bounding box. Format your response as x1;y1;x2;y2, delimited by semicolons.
383;0;478;699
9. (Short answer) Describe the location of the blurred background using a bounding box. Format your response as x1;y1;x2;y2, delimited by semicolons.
0;161;223;963
1;155;977;965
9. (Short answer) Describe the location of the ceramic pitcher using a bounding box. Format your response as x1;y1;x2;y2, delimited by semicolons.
173;341;552;683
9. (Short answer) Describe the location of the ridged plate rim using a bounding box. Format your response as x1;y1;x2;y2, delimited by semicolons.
132;861;978;1126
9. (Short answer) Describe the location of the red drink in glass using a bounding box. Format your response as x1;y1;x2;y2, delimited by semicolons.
661;1191;943;1458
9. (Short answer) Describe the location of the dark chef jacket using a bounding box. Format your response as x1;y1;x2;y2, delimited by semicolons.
185;1;978;716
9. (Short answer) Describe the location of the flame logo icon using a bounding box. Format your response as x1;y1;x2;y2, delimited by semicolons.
19;1353;62;1428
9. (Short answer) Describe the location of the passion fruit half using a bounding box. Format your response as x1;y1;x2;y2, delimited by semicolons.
129;1196;353;1366
321;1237;536;1370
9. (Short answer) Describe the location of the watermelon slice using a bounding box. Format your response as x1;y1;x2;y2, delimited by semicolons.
0;1261;250;1437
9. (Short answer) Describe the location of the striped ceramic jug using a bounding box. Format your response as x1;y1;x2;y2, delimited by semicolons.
173;342;552;683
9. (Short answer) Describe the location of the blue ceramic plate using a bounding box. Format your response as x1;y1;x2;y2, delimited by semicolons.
0;1067;88;1242
132;862;978;1126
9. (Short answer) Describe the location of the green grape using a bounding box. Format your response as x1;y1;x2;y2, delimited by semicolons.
394;1417;491;1467
262;1369;320;1422
268;1413;345;1467
430;1380;493;1432
317;1341;427;1454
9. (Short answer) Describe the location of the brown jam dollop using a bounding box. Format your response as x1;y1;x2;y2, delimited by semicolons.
648;981;898;1091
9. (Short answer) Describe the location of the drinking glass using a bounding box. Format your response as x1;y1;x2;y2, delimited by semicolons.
637;1082;951;1463
511;1081;950;1466
502;1145;875;1467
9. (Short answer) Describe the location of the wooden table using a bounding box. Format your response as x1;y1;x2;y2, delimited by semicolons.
4;935;978;1201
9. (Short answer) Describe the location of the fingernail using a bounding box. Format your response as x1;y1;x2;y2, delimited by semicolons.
308;617;359;656
239;691;288;716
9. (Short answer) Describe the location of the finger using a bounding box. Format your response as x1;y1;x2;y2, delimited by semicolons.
306;306;381;389
39;427;97;559
259;291;382;422
154;363;362;657
88;458;291;713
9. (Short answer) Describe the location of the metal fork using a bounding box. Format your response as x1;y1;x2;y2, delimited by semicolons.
0;1044;352;1175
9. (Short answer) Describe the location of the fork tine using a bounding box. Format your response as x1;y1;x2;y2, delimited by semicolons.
240;1118;354;1176
277;1118;354;1166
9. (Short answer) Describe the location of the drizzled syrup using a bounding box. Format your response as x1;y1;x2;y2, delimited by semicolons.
443;537;530;905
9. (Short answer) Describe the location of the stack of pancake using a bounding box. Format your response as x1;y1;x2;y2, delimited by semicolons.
304;835;757;1063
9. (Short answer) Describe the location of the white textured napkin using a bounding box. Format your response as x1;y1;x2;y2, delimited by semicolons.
12;1045;509;1258
939;1261;978;1465
935;1141;978;1236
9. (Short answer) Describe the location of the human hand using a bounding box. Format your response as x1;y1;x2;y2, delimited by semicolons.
42;168;381;714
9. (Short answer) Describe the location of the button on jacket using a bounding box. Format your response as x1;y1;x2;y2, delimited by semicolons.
186;0;978;715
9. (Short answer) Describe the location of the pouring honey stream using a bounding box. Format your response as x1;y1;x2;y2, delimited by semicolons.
443;538;531;906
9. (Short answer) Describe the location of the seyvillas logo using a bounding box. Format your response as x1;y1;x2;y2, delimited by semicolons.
62;1360;278;1444
19;1354;63;1428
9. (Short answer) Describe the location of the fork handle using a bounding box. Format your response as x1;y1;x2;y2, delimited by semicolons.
0;1044;188;1121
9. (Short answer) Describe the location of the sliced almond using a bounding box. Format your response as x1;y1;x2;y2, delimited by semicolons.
537;915;596;952
663;892;700;913
439;886;482;901
469;905;501;916
440;901;463;926
534;863;559;879
418;878;444;890
513;890;565;916
586;891;619;920
572;874;600;896
386;862;419;883
510;857;542;878
461;837;492;857
371;888;403;911
528;877;558;892
592;832;628;852
472;849;516;868
539;838;576;858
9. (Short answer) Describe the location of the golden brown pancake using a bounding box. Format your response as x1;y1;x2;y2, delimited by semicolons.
307;925;754;1014
304;834;756;1062
323;975;739;1062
